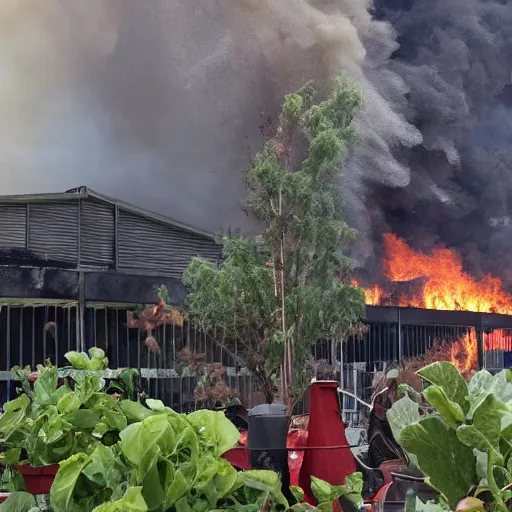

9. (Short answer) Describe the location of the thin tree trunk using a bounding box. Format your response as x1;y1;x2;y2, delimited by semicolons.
277;187;293;415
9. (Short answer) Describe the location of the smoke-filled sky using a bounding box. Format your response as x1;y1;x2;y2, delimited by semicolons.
1;0;512;284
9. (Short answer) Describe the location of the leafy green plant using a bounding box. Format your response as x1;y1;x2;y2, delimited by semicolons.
49;400;362;511
65;348;109;371
17;347;141;402
388;361;512;512
0;364;130;467
0;491;39;511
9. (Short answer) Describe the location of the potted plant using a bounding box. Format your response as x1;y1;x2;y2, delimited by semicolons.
0;359;132;495
48;401;363;511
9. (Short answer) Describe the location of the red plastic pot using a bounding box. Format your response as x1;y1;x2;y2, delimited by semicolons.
16;464;59;495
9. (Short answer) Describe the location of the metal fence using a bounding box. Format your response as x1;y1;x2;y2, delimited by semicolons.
0;302;257;410
0;302;510;422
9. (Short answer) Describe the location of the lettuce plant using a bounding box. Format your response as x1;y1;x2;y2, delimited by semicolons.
65;348;109;372
49;400;363;511
0;364;130;467
388;361;512;512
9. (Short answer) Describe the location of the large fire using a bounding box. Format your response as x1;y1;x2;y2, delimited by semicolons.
366;234;512;314
355;234;512;376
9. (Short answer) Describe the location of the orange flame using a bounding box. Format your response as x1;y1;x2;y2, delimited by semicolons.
450;330;478;375
360;234;512;314
351;280;381;306
351;234;512;375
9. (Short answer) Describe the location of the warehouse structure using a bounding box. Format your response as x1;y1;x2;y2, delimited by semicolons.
0;187;510;414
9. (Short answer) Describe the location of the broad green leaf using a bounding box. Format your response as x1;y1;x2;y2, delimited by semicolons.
2;447;21;464
145;399;166;412
417;361;469;413
65;351;91;370
33;366;59;404
75;374;104;399
164;468;189;507
290;486;305;503
0;407;28;441
400;416;476;508
89;347;106;360
141;461;164;510
457;394;503;462
342;472;363;496
57;392;82;413
91;423;108;440
89;357;108;371
187;410;240;456
3;394;30;413
423;385;465;429
118;400;155;422
81;444;123;488
193;456;239;506
310;476;332;502
212;458;239;500
0;491;36;512
102;410;128;432
457;426;502;463
467;370;512;419
50;452;92;512
120;414;171;480
311;473;363;508
397;383;423;402
387;395;420;466
237;470;288;507
92;487;148;512
64;409;101;430
493;466;512;490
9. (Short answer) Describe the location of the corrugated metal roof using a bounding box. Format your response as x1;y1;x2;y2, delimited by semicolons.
0;205;26;250
0;186;216;242
28;202;79;263
118;209;220;277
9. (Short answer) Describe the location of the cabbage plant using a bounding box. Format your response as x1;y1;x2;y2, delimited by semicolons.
388;362;512;512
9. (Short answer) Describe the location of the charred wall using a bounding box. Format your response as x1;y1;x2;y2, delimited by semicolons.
0;187;221;305
0;187;222;280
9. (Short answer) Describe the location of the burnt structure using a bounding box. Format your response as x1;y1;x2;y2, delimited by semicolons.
0;185;221;304
1;186;512;415
335;306;512;423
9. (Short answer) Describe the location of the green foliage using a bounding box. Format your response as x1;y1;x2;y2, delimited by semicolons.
184;75;365;402
388;362;512;512
0;364;131;467
65;348;109;372
0;491;37;512
50;401;362;511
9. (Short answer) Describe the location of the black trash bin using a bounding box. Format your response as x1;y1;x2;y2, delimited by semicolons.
248;403;292;501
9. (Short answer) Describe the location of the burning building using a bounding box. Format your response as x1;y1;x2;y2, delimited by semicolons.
332;233;512;420
0;186;511;416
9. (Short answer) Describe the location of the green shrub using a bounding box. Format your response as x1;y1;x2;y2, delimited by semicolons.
388;361;512;512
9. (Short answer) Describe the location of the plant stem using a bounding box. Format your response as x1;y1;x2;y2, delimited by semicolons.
487;454;507;512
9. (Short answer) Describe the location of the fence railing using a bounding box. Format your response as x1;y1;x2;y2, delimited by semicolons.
0;302;509;418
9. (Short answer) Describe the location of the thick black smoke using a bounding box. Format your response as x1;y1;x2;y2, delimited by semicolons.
1;1;511;285
366;0;512;285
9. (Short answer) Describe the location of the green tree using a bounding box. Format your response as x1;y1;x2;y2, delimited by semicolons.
183;75;366;410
